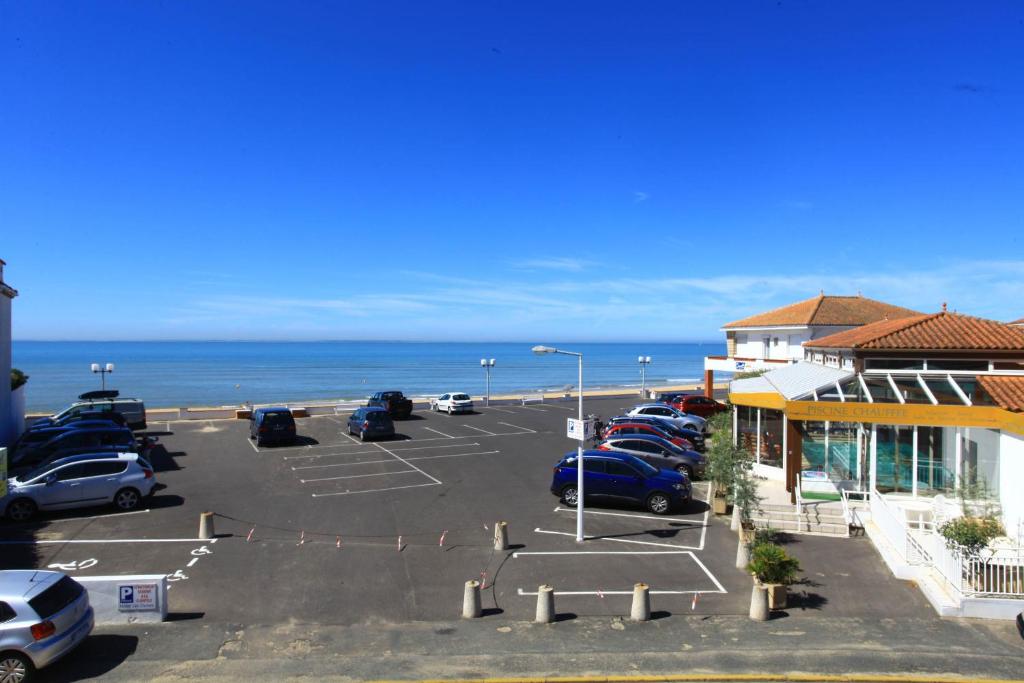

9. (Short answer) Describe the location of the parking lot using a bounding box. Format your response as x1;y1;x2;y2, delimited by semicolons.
2;396;943;629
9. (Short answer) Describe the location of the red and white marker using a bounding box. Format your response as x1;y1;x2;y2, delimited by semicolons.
439;530;447;547
297;530;305;546
397;535;402;551
336;535;342;549
597;588;604;599
691;593;699;611
246;527;255;543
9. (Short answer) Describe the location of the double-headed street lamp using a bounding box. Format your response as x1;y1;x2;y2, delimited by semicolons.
532;345;586;543
480;358;496;406
90;362;115;391
638;355;652;399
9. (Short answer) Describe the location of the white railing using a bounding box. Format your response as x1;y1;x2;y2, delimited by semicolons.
927;533;1024;598
871;490;912;562
840;489;870;527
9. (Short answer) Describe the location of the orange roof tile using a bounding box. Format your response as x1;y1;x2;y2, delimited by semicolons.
805;312;1024;351
977;376;1024;413
1010;317;1024;325
723;294;920;329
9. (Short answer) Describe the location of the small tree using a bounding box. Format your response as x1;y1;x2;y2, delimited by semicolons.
940;516;1004;559
10;368;28;391
731;457;763;524
747;542;801;585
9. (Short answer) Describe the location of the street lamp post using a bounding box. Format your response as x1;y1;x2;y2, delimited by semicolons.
480;358;495;406
638;355;652;399
90;362;115;391
532;345;585;543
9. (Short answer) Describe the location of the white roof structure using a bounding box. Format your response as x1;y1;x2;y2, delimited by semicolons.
731;362;853;401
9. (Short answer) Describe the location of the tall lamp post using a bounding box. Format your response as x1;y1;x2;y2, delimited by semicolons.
638;355;652;399
480;358;495;406
90;363;115;391
532;345;586;542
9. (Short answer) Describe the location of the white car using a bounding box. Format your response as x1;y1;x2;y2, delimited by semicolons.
625;404;706;433
430;392;474;414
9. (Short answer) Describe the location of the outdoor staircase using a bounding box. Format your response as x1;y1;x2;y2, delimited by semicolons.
750;502;852;537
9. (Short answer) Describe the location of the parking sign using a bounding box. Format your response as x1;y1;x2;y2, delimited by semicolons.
119;583;158;611
566;418;594;441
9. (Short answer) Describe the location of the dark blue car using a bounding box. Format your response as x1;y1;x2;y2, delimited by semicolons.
347;406;396;441
550;450;691;515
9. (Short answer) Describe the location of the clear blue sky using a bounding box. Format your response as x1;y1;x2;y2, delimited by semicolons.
2;1;1022;341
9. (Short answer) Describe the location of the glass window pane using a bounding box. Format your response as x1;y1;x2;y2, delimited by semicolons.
915;426;954;496
875;425;913;493
760;409;783;468
961;427;1000;496
865;358;924;370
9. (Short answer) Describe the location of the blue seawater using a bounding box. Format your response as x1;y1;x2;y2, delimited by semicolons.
12;341;726;411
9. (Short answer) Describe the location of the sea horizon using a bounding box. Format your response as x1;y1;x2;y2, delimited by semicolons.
13;340;727;412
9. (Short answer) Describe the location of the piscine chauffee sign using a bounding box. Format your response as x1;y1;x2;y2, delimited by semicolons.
785;400;1007;428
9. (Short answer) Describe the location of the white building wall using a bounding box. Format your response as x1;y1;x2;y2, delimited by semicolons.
998;431;1024;542
0;294;12;448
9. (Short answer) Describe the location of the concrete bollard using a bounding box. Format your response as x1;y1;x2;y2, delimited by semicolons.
730;503;741;532
749;583;769;621
630;582;651;622
535;584;555;623
462;580;482;618
736;538;751;570
494;521;509;551
198;511;215;540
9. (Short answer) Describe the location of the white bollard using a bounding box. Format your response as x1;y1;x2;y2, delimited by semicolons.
630;582;650;622
535;584;555;623
730;503;741;532
736;538;751;570
749;583;769;621
462;580;482;618
198;511;215;540
494;521;509;551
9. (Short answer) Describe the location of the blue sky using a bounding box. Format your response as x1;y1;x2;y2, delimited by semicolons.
2;1;1023;341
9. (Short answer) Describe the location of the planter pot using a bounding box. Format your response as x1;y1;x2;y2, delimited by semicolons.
740;527;756;544
712;495;729;515
766;583;787;610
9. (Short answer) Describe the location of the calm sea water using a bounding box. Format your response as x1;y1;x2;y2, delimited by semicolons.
12;341;726;411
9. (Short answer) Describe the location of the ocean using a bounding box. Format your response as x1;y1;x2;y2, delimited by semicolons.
12;341;726;412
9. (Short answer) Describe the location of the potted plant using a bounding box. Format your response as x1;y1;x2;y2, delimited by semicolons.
747;542;801;610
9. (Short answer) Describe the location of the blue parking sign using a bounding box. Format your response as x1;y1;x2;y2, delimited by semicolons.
119;586;134;606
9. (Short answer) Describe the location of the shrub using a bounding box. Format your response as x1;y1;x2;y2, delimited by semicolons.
747;542;801;585
10;368;28;391
939;516;1004;557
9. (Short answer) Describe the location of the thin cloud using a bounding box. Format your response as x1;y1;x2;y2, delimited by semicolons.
512;257;597;272
633;191;650;203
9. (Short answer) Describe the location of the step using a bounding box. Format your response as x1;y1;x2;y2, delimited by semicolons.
755;510;849;525
749;517;850;537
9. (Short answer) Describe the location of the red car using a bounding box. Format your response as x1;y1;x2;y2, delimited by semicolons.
601;422;693;450
669;395;730;418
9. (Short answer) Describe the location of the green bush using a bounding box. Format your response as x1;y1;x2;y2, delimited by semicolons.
939;516;1004;557
746;542;801;585
10;368;28;391
733;369;768;380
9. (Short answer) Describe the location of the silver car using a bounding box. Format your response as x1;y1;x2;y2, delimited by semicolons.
625;403;707;433
2;453;156;522
0;570;94;682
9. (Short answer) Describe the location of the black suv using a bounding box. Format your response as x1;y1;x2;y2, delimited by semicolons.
249;408;297;446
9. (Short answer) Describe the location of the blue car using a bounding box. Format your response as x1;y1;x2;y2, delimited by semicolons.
347;406;396;441
550;450;691;515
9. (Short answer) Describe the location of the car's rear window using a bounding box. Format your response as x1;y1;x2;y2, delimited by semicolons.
453;394;470;401
264;412;295;426
366;412;390;423
28;575;83;619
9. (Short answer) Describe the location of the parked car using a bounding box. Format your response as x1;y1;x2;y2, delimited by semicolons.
430;392;473;414
597;433;705;479
26;410;127;431
8;427;138;475
347;407;395;441
606;415;706;451
0;570;94;682
669;394;730;419
656;391;688;405
248;407;297;446
32;391;146;431
626;403;706;432
367;391;413;419
550;450;691;514
3;453;156;522
601;422;693;450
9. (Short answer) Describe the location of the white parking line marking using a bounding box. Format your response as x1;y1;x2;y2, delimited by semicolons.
0;538;217;545
312;482;441;498
373;441;443;485
247;438;259;453
301;469;418;484
405;450;500;462
42;509;151;523
462;425;497;436
293;458;395;471
514;550;690;557
187;558;199;568
533;528;696;550
539;403;575;411
283;449;381;461
482;406;515;414
389;442;480;452
688;550;727;593
552;507;702;525
422;427;455;438
517;588;722;596
516;405;549;412
498;422;536;433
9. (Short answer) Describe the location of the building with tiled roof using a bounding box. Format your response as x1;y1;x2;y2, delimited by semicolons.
0;258;18;448
1010;317;1024;327
725;303;1024;616
703;293;921;395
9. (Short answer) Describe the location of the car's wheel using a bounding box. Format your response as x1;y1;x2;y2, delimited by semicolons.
0;651;34;683
676;464;694;480
561;485;579;507
447;406;453;415
646;492;671;515
5;498;37;523
359;430;367;442
114;488;141;512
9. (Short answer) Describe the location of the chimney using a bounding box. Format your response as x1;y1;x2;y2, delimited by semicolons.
941;302;947;313
0;258;5;282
